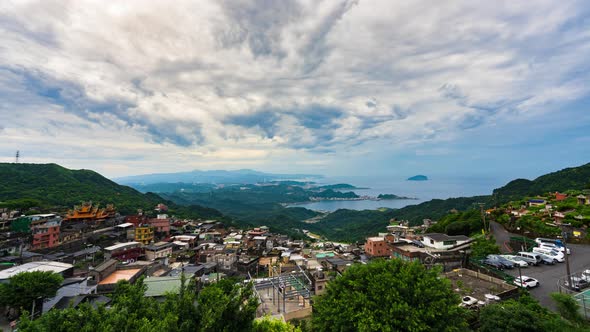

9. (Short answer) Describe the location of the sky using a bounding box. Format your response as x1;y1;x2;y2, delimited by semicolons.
0;0;589;180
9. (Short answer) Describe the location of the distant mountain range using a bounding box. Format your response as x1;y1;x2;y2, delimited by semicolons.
114;169;322;185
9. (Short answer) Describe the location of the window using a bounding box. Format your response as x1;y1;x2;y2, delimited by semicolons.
443;240;456;246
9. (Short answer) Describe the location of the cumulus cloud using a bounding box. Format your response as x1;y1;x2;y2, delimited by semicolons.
1;0;589;176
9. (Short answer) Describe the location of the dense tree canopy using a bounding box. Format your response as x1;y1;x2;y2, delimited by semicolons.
17;277;263;332
427;209;484;236
470;236;501;258
479;294;587;332
0;271;64;313
312;259;468;331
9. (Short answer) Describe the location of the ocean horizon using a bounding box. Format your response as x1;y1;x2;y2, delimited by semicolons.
286;174;508;212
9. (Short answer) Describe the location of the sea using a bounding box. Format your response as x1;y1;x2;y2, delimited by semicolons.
286;175;509;212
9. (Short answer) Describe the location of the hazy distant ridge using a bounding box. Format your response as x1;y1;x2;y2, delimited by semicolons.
114;169;323;185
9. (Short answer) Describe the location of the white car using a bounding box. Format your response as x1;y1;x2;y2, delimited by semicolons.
532;247;564;262
539;242;570;255
514;276;540;288
501;255;528;267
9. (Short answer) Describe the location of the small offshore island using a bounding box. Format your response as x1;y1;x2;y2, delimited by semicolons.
407;175;428;181
377;194;417;200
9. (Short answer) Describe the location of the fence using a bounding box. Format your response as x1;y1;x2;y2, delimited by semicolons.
556;265;590;320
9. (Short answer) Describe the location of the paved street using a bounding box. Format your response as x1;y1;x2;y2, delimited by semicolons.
490;221;590;309
489;220;513;253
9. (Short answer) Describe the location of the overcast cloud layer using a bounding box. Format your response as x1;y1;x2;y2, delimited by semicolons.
1;0;589;178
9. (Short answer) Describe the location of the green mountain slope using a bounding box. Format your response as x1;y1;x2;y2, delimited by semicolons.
493;162;590;203
388;195;491;226
0;163;222;218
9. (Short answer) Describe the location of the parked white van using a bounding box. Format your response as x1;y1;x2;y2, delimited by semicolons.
517;252;542;265
532;247;564;262
535;237;562;246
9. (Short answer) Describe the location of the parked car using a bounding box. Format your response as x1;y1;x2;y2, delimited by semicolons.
501;255;528;268
486;255;514;269
535;237;563;247
516;252;542;265
564;277;590;291
539;243;570;255
532;247;564;262
581;270;590;282
513;276;540;289
535;238;570;254
535;253;556;265
482;258;504;270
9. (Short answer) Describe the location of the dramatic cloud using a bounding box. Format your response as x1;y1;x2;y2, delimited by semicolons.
0;0;589;177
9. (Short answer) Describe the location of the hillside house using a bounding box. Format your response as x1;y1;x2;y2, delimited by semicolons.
31;215;62;250
144;242;173;261
364;237;390;257
527;199;546;207
421;233;471;250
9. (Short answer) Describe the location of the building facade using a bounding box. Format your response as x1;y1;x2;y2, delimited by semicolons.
144;242;173;261
364;237;390;257
31;217;62;250
134;226;155;245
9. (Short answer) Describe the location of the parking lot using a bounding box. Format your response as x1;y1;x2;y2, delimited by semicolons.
504;243;590;309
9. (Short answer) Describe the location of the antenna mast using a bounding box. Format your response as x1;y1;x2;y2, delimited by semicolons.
15;150;20;163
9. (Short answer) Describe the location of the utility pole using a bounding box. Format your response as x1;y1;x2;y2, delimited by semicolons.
517;263;523;287
563;230;573;290
478;203;487;235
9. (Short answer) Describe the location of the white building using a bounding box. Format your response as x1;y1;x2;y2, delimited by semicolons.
0;261;74;282
421;233;471;250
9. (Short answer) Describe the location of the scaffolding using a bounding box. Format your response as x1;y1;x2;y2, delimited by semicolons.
250;264;313;316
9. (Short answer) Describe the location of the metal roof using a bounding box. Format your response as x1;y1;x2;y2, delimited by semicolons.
0;261;73;280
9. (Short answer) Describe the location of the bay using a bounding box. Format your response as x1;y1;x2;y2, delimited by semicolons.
286;175;507;212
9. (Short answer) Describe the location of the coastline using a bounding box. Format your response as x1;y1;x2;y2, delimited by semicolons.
282;195;419;207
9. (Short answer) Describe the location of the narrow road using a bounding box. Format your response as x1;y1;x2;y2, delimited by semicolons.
489;221;513;253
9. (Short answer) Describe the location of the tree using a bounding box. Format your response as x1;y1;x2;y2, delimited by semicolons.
479;294;587;332
0;271;63;313
550;293;585;325
470;236;501;258
196;278;259;332
252;316;301;332
16;276;261;332
312;259;468;331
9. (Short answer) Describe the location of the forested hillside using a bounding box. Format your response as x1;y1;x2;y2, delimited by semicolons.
0;163;221;218
493;163;590;203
